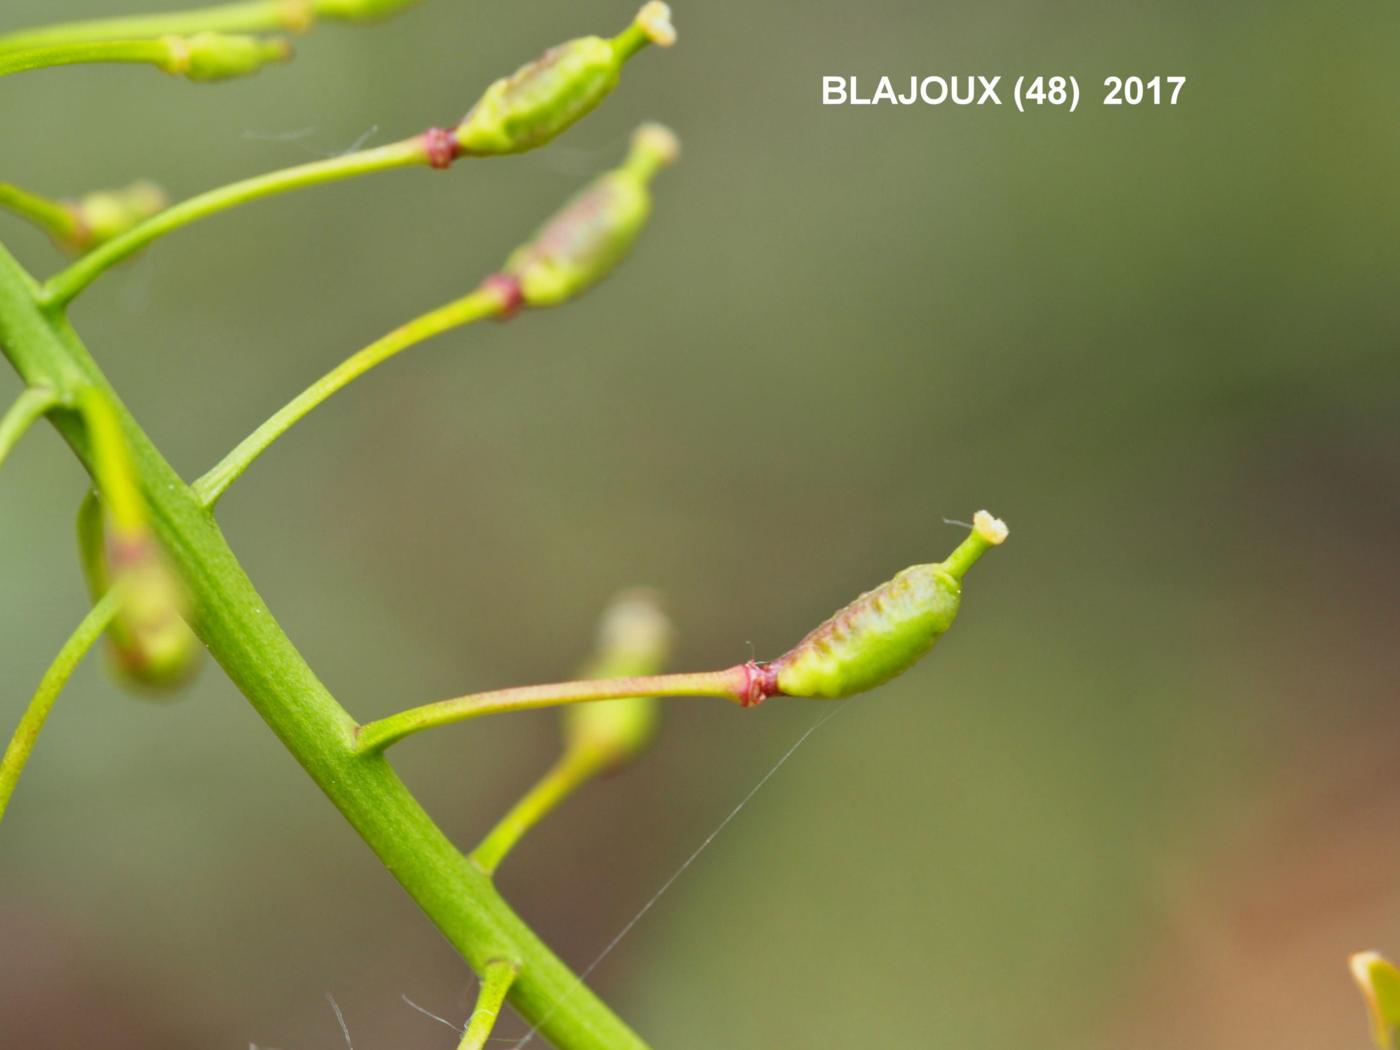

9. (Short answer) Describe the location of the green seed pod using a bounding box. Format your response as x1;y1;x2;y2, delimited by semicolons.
455;3;676;156
1353;952;1400;1050
770;511;1008;700
562;589;673;769
77;491;202;693
75;389;202;694
161;32;293;83
106;536;202;689
312;0;421;22
70;180;168;252
499;122;678;308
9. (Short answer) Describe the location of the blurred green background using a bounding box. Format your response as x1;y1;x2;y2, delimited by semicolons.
2;1;1399;1047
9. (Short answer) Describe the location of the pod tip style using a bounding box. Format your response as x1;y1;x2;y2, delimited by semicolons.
564;589;673;767
591;588;674;673
940;509;1008;582
973;509;1009;546
631;122;681;169
636;2;678;48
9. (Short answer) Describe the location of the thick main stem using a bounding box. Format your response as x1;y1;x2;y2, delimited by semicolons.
0;243;648;1050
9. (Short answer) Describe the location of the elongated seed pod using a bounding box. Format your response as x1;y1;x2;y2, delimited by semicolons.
563;589;673;768
455;3;676;156
75;390;202;694
76;491;201;692
499;122;678;308
770;511;1008;700
161;32;292;82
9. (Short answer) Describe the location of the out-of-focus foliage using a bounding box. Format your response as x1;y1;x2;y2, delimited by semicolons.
1;1;1397;1048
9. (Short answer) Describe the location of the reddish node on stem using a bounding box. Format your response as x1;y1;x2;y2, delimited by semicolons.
422;127;461;170
480;273;524;319
65;203;93;252
738;660;780;708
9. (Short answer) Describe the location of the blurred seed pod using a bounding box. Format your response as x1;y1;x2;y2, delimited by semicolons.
68;180;168;252
74;385;204;696
563;589;673;769
500;122;679;308
161;32;292;82
77;491;202;693
456;3;676;156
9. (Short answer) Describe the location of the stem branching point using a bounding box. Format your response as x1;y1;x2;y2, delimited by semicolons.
0;385;63;470
458;960;520;1050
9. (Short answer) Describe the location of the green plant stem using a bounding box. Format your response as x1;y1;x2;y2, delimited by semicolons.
0;385;63;470
0;1;309;48
460;960;519;1050
0;239;647;1050
42;136;436;309
357;667;750;755
0;184;80;244
472;746;608;875
194;284;505;508
0;38;181;78
0;587;123;823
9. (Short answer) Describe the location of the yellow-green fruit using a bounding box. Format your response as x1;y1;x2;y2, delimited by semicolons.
563;589;672;767
76;492;202;694
503;123;678;307
72;181;168;251
772;511;1008;700
774;565;963;700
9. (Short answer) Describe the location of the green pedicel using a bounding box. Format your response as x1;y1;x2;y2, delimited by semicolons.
312;0;422;23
